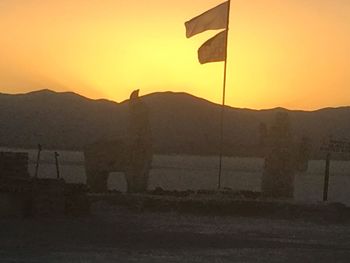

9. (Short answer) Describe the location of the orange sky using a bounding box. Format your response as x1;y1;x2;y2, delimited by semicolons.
0;0;349;110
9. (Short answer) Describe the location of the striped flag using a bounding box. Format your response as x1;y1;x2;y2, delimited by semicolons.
185;1;229;38
185;1;229;64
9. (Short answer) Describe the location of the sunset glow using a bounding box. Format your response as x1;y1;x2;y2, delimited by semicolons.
0;0;349;109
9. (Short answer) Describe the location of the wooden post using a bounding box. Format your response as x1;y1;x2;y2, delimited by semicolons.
323;152;331;202
34;144;42;178
54;152;60;179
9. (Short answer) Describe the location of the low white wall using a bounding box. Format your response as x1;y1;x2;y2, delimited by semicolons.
1;148;349;205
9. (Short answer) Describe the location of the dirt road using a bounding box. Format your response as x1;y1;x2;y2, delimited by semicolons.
1;203;349;262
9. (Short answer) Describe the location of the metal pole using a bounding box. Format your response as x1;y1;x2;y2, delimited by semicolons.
34;144;42;178
54;152;60;179
218;0;231;189
323;152;331;201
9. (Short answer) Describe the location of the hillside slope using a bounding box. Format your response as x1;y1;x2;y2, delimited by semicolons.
0;89;349;157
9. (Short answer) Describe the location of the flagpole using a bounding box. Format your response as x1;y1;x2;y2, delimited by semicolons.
218;0;231;189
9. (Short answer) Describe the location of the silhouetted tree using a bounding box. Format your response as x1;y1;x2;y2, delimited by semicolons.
296;136;312;172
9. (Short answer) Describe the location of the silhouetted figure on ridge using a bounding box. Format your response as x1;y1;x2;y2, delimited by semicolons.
84;90;152;193
125;89;152;193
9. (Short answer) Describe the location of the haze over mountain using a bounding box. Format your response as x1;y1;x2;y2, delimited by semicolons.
0;89;349;158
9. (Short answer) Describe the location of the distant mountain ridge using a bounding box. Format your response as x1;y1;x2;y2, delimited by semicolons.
0;89;349;158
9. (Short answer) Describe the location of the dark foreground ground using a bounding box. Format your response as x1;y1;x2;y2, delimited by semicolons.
1;202;350;263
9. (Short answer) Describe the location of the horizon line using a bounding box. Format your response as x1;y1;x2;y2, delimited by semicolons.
1;88;349;113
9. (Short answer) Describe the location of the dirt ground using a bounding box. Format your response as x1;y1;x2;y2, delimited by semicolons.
1;202;349;263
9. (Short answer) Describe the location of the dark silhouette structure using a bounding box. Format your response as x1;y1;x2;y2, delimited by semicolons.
0;152;30;179
84;90;152;193
0;151;89;217
261;112;310;199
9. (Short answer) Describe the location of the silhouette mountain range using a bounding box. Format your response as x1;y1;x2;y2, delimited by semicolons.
0;89;349;158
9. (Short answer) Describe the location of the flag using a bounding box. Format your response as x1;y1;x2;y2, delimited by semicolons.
185;1;229;38
198;30;227;64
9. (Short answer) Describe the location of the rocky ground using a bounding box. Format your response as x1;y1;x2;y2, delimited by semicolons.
1;202;350;262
